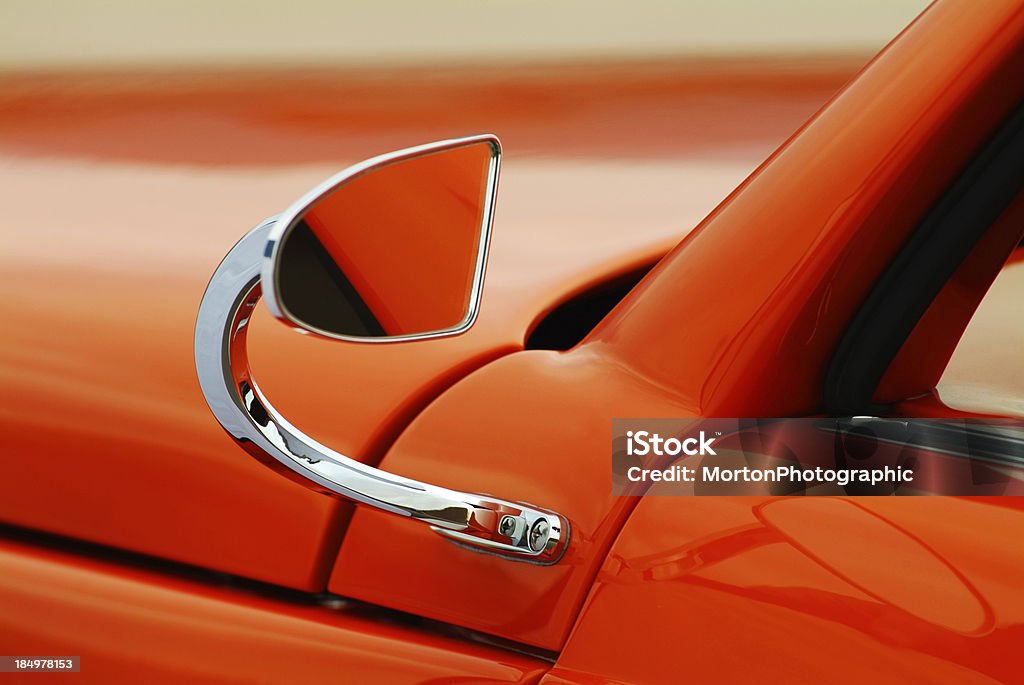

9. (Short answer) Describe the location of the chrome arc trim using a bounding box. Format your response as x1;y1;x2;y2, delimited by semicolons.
194;219;569;564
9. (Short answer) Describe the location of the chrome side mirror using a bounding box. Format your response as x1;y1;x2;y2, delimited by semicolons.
194;136;569;564
263;138;497;341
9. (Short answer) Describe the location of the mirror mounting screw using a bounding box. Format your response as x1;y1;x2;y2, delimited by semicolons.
529;519;550;552
499;515;518;538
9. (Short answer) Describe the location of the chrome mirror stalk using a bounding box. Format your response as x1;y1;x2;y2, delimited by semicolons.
195;219;569;565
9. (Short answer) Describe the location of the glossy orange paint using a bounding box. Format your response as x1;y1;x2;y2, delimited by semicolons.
331;0;1024;654
585;0;1024;417
0;537;549;685
545;495;1024;684
1;1;1020;681
0;57;842;589
331;349;706;649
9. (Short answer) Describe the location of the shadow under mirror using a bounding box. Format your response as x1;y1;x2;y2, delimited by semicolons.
274;138;498;340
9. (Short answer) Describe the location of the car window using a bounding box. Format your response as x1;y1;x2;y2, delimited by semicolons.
937;250;1024;415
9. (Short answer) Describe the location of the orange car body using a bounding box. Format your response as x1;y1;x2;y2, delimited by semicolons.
1;0;1022;682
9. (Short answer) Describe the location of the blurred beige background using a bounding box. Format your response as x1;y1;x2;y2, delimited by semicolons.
0;0;932;70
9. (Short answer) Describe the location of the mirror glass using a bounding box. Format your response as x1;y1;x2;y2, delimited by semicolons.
269;138;498;340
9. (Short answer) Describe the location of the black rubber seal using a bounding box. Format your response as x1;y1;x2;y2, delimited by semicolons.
824;98;1024;415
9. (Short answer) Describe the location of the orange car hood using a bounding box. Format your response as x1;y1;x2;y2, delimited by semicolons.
0;62;858;588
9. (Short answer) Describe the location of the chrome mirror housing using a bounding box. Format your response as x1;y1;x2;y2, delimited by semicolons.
194;136;569;564
263;136;499;342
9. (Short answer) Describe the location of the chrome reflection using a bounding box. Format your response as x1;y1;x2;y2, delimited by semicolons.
194;219;569;564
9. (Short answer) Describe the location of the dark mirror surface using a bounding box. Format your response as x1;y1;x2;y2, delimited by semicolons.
274;139;497;339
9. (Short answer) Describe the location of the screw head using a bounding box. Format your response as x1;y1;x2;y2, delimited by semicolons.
529;519;550;552
499;515;518;537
